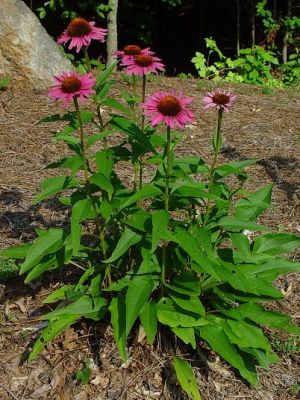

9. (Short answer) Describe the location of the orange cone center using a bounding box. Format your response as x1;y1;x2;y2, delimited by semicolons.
157;95;181;116
135;54;153;67
212;93;230;105
61;77;82;93
67;18;92;37
123;45;141;55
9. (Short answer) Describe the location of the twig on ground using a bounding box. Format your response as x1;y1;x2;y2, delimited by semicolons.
0;383;20;400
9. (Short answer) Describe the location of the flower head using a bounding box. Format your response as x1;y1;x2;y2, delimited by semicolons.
57;17;107;53
203;90;237;112
113;45;154;63
121;52;165;76
141;91;194;129
48;71;96;108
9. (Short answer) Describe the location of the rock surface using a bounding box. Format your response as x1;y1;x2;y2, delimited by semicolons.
0;0;73;90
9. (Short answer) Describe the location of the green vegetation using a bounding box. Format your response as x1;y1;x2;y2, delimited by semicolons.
0;257;19;282
270;333;300;356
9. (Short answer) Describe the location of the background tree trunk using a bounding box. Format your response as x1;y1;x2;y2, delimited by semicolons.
282;0;292;64
273;0;277;19
236;0;240;55
106;0;118;67
251;0;256;48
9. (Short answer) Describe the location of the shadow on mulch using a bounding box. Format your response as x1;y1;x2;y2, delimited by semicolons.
0;187;24;206
221;145;300;200
0;188;69;240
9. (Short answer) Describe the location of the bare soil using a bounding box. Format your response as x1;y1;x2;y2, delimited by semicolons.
0;75;299;400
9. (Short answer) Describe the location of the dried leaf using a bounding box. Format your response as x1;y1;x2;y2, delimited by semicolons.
14;298;27;313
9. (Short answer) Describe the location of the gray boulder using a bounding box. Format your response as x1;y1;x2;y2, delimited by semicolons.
0;0;73;90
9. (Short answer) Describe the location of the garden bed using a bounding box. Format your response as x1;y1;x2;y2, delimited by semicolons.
0;75;299;399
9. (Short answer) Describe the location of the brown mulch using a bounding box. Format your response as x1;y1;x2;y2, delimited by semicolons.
0;75;299;400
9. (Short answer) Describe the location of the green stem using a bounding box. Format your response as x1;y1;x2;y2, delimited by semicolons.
139;161;143;190
96;105;107;150
101;229;112;286
137;74;147;190
132;74;137;122
131;74;139;191
133;161;139;192
161;246;167;288
161;125;172;292
132;75;137;97
164;126;172;212
83;47;92;72
141;74;146;132
74;97;89;183
75;96;103;266
74;99;110;285
203;109;223;225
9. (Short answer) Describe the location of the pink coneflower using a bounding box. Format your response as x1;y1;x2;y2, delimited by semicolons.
114;44;141;58
48;71;96;108
203;90;237;112
141;91;195;129
121;53;165;76
57;17;107;53
113;45;154;62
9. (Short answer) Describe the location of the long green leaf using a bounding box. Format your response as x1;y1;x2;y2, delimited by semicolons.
168;271;201;296
171;182;212;199
90;172;114;196
24;248;72;283
86;131;111;148
124;210;152;232
95;150;114;177
104;229;142;263
109;296;127;361
101;98;131;114
224;320;272;352
219;262;282;298
199;324;258;387
174;228;218;278
235;184;273;221
29;314;79;360
139;301;157;345
173;356;201;400
222;303;300;334
46;155;84;176
0;243;31;259
95;62;117;88
43;295;106;321
214;216;269;231
71;198;92;255
175;228;281;297
253;233;300;255
231;233;251;258
169;292;205;316
215;160;257;179
20;229;65;274
157;299;208;328
43;285;75;304
125;276;155;336
151;210;169;253
110;116;155;152
238;257;300;280
118;185;162;212
172;328;196;349
95;81;112;101
33;176;79;204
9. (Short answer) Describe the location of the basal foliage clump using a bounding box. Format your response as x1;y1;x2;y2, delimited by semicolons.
1;16;300;398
